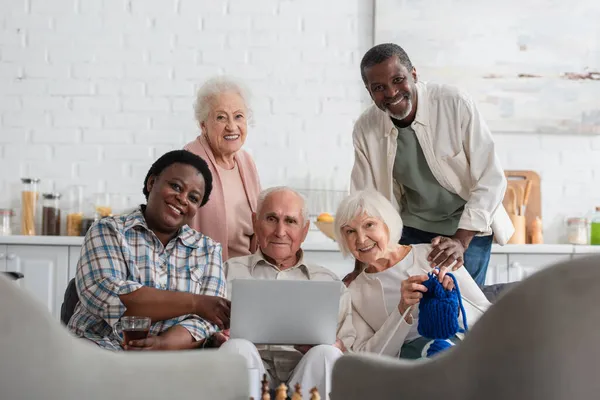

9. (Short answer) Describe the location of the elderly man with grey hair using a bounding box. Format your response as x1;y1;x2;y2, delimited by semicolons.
217;186;355;399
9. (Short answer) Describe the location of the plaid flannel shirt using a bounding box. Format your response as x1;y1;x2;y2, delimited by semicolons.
67;207;227;350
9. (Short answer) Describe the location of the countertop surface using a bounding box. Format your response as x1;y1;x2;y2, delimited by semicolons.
0;235;85;246
2;231;600;254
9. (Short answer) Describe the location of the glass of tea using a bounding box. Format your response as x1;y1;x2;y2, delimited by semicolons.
114;316;151;347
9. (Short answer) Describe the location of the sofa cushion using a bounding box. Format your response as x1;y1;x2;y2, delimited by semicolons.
481;282;519;303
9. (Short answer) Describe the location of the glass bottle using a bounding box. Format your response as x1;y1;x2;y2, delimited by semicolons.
66;185;85;236
590;207;600;245
20;178;40;236
0;208;13;236
42;193;61;236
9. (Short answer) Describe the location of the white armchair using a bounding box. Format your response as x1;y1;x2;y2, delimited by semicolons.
0;274;249;400
331;255;600;400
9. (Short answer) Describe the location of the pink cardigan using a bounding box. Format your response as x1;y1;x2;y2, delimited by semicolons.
184;135;261;261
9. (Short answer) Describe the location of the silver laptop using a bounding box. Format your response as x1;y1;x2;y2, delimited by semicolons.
229;279;342;345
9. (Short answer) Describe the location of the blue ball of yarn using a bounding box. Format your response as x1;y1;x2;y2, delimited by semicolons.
423;339;454;358
417;272;468;343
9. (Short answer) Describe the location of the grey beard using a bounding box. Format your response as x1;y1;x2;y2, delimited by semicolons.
385;99;412;121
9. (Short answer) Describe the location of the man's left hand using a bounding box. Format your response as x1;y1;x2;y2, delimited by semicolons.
428;236;466;271
428;229;477;272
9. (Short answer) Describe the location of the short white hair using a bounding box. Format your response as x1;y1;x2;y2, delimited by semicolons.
333;190;403;257
194;75;253;125
256;186;309;225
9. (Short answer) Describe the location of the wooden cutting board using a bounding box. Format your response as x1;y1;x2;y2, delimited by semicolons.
503;170;541;243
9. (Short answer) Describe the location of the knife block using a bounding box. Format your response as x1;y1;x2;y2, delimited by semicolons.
508;214;526;244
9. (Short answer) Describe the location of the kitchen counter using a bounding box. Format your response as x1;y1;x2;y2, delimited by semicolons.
3;231;600;255
0;235;84;246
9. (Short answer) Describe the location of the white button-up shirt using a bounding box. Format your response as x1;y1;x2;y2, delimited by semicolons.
224;250;355;382
350;81;514;244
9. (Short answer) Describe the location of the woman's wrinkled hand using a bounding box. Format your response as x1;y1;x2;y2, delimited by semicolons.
431;268;455;291
398;274;429;315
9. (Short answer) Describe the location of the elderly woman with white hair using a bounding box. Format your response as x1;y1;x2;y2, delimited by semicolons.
184;76;261;261
334;190;491;359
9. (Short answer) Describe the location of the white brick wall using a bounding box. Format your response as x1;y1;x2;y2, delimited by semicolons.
0;0;597;243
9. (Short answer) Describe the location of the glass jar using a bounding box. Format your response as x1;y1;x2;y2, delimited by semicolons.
42;193;61;236
94;193;112;219
66;185;85;236
80;199;98;237
566;217;588;245
0;208;13;236
590;207;600;245
80;216;97;236
110;193;131;216
20;178;40;236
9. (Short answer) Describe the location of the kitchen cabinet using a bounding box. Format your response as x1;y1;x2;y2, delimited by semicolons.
484;254;510;285
4;245;69;320
0;245;6;272
506;254;572;283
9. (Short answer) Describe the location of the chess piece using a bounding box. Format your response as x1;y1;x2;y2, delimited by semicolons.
275;383;288;400
291;383;303;400
309;387;321;400
261;374;270;400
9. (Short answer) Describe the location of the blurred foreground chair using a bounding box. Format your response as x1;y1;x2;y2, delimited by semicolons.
0;274;249;400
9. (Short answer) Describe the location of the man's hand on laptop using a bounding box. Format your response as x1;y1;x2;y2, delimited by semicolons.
193;295;231;330
294;339;346;354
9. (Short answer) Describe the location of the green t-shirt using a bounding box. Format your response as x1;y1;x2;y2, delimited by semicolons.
392;122;466;236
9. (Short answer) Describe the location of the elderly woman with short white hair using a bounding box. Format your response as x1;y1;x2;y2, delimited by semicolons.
334;189;491;359
185;76;261;261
